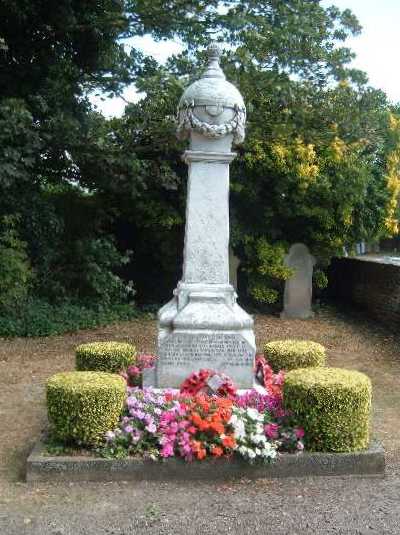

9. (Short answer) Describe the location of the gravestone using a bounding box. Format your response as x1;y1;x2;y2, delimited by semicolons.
281;243;316;319
148;43;256;389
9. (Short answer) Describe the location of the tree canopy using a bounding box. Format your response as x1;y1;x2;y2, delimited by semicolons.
0;0;399;320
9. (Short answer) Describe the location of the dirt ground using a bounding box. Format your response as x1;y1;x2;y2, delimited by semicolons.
1;306;400;534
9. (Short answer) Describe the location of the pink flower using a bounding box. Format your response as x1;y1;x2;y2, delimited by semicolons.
160;443;174;457
179;420;189;430
294;427;305;439
264;423;279;439
127;365;141;376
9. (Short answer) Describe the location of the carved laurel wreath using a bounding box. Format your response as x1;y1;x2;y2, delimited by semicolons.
177;100;246;144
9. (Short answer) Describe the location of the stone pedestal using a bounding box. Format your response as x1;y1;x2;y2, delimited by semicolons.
148;43;256;389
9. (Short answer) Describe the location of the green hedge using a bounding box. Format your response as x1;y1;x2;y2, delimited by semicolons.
76;341;136;373
0;298;139;337
264;339;326;372
284;367;371;452
47;371;126;446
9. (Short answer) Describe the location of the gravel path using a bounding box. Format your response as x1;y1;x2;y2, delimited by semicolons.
1;307;400;534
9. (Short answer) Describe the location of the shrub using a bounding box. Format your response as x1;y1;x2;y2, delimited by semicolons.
0;299;138;337
284;367;372;452
46;371;126;446
264;339;326;372
76;341;136;373
0;215;32;312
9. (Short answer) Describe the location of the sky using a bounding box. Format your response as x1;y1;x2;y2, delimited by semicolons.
91;0;400;117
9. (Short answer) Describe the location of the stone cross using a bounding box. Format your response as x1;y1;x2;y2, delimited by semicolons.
149;43;256;389
281;243;316;319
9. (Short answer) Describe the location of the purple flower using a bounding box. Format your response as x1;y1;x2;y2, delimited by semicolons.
144;414;154;425
132;409;146;420
132;429;142;443
146;422;157;434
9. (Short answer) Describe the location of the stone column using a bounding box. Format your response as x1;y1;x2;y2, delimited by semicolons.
150;43;256;389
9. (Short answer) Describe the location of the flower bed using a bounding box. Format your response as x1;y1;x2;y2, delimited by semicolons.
99;360;304;463
43;341;373;466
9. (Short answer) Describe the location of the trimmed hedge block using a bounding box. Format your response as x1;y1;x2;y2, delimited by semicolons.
47;371;126;446
264;339;326;372
76;341;136;373
284;367;372;452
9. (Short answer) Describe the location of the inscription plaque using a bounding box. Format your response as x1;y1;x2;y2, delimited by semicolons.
157;332;254;388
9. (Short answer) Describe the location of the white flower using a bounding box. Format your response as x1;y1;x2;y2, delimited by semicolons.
255;424;264;435
247;449;257;459
246;408;260;421
261;443;277;459
233;420;246;439
255;448;261;456
229;414;238;426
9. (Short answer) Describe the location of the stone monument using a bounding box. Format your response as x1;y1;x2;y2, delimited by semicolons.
281;243;316;319
151;42;256;389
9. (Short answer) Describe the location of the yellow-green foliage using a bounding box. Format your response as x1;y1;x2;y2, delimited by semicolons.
284;367;371;452
264;339;326;372
47;371;126;446
384;113;400;234
75;341;136;373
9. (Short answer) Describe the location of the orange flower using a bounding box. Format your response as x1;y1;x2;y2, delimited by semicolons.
211;445;224;457
209;421;225;434
197;448;207;460
191;412;202;426
222;435;236;449
198;419;209;432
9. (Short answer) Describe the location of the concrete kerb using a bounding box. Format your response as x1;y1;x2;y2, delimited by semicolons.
26;439;385;483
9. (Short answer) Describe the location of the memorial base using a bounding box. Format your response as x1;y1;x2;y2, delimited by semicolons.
147;283;256;389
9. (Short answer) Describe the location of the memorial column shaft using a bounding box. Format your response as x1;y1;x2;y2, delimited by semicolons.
182;151;235;285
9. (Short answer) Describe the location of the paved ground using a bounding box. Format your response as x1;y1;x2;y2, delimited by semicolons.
1;307;400;534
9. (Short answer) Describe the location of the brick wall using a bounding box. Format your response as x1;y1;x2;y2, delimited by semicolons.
329;257;400;327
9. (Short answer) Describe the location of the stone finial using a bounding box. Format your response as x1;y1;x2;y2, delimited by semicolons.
176;41;246;145
203;42;225;80
207;41;222;59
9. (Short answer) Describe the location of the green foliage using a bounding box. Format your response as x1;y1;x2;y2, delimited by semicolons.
313;269;329;290
243;237;293;304
264;340;326;372
0;299;138;337
113;1;395;305
284;367;371;452
47;371;126;446
0;216;32;312
76;341;136;373
1;0;398;311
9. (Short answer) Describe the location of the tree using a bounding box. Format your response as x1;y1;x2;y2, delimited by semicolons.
109;0;398;305
1;0;398;310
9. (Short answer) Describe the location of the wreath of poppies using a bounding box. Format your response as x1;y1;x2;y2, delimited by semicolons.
255;354;284;397
180;368;237;398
